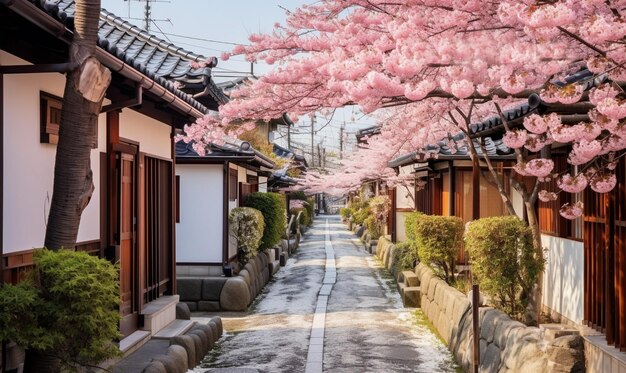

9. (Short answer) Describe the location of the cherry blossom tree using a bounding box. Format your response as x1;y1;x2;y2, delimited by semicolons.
181;0;626;322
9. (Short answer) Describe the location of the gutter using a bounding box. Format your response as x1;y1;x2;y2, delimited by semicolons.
2;0;206;119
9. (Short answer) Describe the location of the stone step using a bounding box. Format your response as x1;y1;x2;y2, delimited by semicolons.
402;286;421;308
140;295;179;335
401;271;419;287
119;330;151;356
152;319;196;340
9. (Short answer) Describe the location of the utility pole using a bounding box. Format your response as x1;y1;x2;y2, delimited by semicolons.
311;116;315;167
317;144;322;168
339;121;345;159
143;0;151;31
287;123;291;149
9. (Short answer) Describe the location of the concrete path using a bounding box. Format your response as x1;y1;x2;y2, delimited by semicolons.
193;216;457;373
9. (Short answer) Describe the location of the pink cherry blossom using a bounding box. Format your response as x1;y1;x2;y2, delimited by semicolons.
557;174;588;193
560;201;584;220
502;129;527;149
523;114;550;134
538;190;558;202
525;159;554;178
590;173;617;193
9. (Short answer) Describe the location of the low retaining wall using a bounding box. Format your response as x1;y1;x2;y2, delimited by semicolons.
178;249;281;312
415;263;584;372
374;237;397;277
143;317;224;373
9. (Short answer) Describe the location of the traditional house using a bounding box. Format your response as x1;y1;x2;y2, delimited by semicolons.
175;140;274;276
0;0;225;360
388;69;626;369
269;143;308;192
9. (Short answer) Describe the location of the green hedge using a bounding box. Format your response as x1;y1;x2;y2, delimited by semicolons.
339;207;353;220
244;192;287;249
0;249;121;369
465;216;544;321
404;211;423;241
305;197;315;224
414;214;464;284
392;240;419;274
229;207;264;265
364;215;382;239
289;207;311;228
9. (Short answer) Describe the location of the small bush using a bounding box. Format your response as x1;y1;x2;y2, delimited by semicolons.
414;215;464;284
305;197;315;224
364;215;382;239
392;240;419;274
229;207;265;265
465;216;544;321
244;192;287;249
339;207;353;220
0;249;121;370
352;206;371;225
289;207;310;229
404;212;423;241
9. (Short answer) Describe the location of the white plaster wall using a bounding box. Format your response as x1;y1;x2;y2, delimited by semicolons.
510;187;525;219
541;234;584;324
175;164;223;263
2;51;101;253
259;176;267;192
119;108;171;159
396;211;410;242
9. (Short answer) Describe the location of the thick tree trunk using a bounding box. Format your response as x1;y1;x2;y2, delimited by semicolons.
525;201;544;326
44;0;110;250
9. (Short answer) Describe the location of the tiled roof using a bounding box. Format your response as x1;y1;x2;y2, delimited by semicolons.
388;133;514;168
273;143;306;163
355;125;381;140
470;69;607;136
176;140;275;169
29;0;228;112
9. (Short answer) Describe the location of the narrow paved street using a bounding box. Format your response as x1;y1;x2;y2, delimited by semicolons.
193;216;457;373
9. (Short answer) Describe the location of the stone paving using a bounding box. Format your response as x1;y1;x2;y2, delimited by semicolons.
194;216;456;373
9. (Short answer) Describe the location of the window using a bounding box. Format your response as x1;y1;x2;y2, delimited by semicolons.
40;92;62;144
229;168;238;201
40;92;98;148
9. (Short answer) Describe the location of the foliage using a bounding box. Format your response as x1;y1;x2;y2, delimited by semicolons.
352;206;371;225
391;240;419;274
0;249;121;370
305;197;315;224
404;212;423;241
0;282;48;350
339;207;353;220
363;215;381;239
238;127;287;169
288;191;307;201
414;215;464;284
465;216;544;321
290;207;311;228
244;192;287;249
229;207;265;264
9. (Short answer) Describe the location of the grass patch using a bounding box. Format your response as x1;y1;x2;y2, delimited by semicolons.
413;309;464;373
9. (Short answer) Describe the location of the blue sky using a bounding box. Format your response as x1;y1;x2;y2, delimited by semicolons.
101;0;312;78
101;0;373;158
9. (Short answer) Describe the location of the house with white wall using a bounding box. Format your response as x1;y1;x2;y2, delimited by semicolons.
0;0;226;363
175;140;274;277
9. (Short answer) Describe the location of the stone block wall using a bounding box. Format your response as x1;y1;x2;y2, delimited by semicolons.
415;263;584;372
178;250;279;312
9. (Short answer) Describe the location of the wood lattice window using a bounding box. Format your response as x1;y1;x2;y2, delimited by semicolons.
40;92;98;148
40;92;62;144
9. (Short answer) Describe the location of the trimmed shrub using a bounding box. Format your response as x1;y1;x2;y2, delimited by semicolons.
392;240;419;274
364;215;382;239
0;249;121;370
465;216;544;321
352;206;371;225
229;207;264;265
339;207;353;220
306;197;314;224
404;211;423;241
414;214;464;284
244;192;287;249
289;207;310;229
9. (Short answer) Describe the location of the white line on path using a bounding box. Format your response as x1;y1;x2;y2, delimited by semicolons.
305;219;336;373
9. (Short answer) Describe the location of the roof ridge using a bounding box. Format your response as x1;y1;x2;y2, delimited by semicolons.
99;8;207;64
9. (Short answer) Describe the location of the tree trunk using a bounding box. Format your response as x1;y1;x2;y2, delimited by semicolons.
525;201;543;326
44;0;110;250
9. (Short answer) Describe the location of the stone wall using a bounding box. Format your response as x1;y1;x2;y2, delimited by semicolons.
415;263;584;372
178;249;281;312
